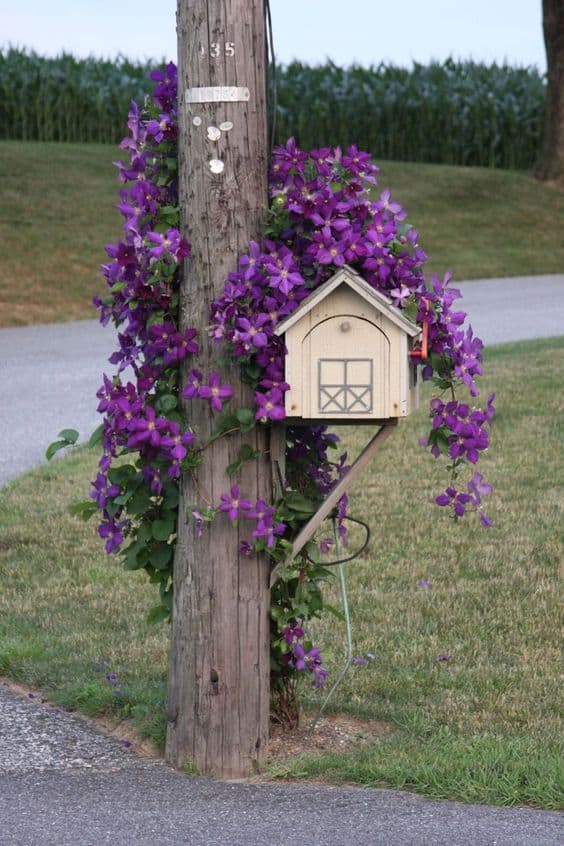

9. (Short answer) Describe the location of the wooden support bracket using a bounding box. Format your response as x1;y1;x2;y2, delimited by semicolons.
269;420;397;587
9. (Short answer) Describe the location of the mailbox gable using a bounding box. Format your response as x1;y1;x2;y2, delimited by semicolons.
274;266;420;422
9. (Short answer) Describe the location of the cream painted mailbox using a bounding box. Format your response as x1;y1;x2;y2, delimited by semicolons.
274;265;421;423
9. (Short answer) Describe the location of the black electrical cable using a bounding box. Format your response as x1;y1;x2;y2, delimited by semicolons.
264;0;277;153
263;3;369;572
306;515;371;567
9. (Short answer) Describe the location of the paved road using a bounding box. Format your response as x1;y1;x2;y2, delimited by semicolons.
451;274;563;344
0;319;114;488
0;683;562;846
0;275;562;489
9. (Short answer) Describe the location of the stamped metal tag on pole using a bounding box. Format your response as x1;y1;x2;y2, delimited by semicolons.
185;86;250;105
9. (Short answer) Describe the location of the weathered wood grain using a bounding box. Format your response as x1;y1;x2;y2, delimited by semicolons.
166;0;271;778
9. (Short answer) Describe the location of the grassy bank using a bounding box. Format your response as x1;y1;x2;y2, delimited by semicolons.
1;140;562;328
0;142;118;326
0;336;562;807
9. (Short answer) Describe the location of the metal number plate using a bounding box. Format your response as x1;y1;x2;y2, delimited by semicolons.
185;86;250;104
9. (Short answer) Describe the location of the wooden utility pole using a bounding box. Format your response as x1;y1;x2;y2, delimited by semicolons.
166;1;271;777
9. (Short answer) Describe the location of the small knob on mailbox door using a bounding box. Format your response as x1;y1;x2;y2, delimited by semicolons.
340;320;351;333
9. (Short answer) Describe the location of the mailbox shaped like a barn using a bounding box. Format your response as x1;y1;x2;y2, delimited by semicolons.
274;265;422;422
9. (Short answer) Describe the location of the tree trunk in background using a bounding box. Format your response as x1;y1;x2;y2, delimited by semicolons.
166;0;271;778
536;0;564;182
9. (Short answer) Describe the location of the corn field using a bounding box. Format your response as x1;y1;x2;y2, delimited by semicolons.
0;49;152;144
276;60;545;170
0;49;545;169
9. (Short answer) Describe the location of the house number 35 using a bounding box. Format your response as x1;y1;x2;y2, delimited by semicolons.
201;42;236;58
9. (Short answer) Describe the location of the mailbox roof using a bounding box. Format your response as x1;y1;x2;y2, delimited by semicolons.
274;265;421;338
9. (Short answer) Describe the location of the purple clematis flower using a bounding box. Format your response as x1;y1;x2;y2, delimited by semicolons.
265;253;304;295
255;389;286;422
219;485;252;522
90;473;120;509
252;520;286;548
183;369;203;399
98;517;126;553
146;228;190;261
198;371;234;412
236;314;270;349
160;424;195;462
127;406;168;448
247;499;275;527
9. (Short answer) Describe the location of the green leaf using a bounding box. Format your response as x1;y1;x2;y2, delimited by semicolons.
126;486;153;516
108;464;138;485
226;443;259;476
155;393;177;413
113;490;134;506
147;604;170;625
429;426;450;454
166;411;184;427
240;444;259;461
433;377;453;390
136;522;153;544
214;412;239;435
305;541;321;563
158;205;180;226
123;541;144;571
68;500;98;521
283;492;318;514
241;363;263;387
105;499;121;518
402;300;419;323
87;424;104;448
159;584;173;608
45;428;79;460
323;602;346;622
45;439;69;461
235;407;255;427
148;568;163;584
226;458;242;477
149;542;173;570
274;564;296;583
152;515;175;541
161;483;179;510
147;310;166;327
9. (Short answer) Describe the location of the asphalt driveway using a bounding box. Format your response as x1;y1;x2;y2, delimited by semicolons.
1;682;562;846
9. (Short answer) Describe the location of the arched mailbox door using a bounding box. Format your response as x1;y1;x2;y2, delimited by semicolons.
303;317;390;419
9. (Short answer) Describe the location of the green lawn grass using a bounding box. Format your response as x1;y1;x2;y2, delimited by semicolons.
1;336;562;807
0;142;119;326
0;141;562;328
